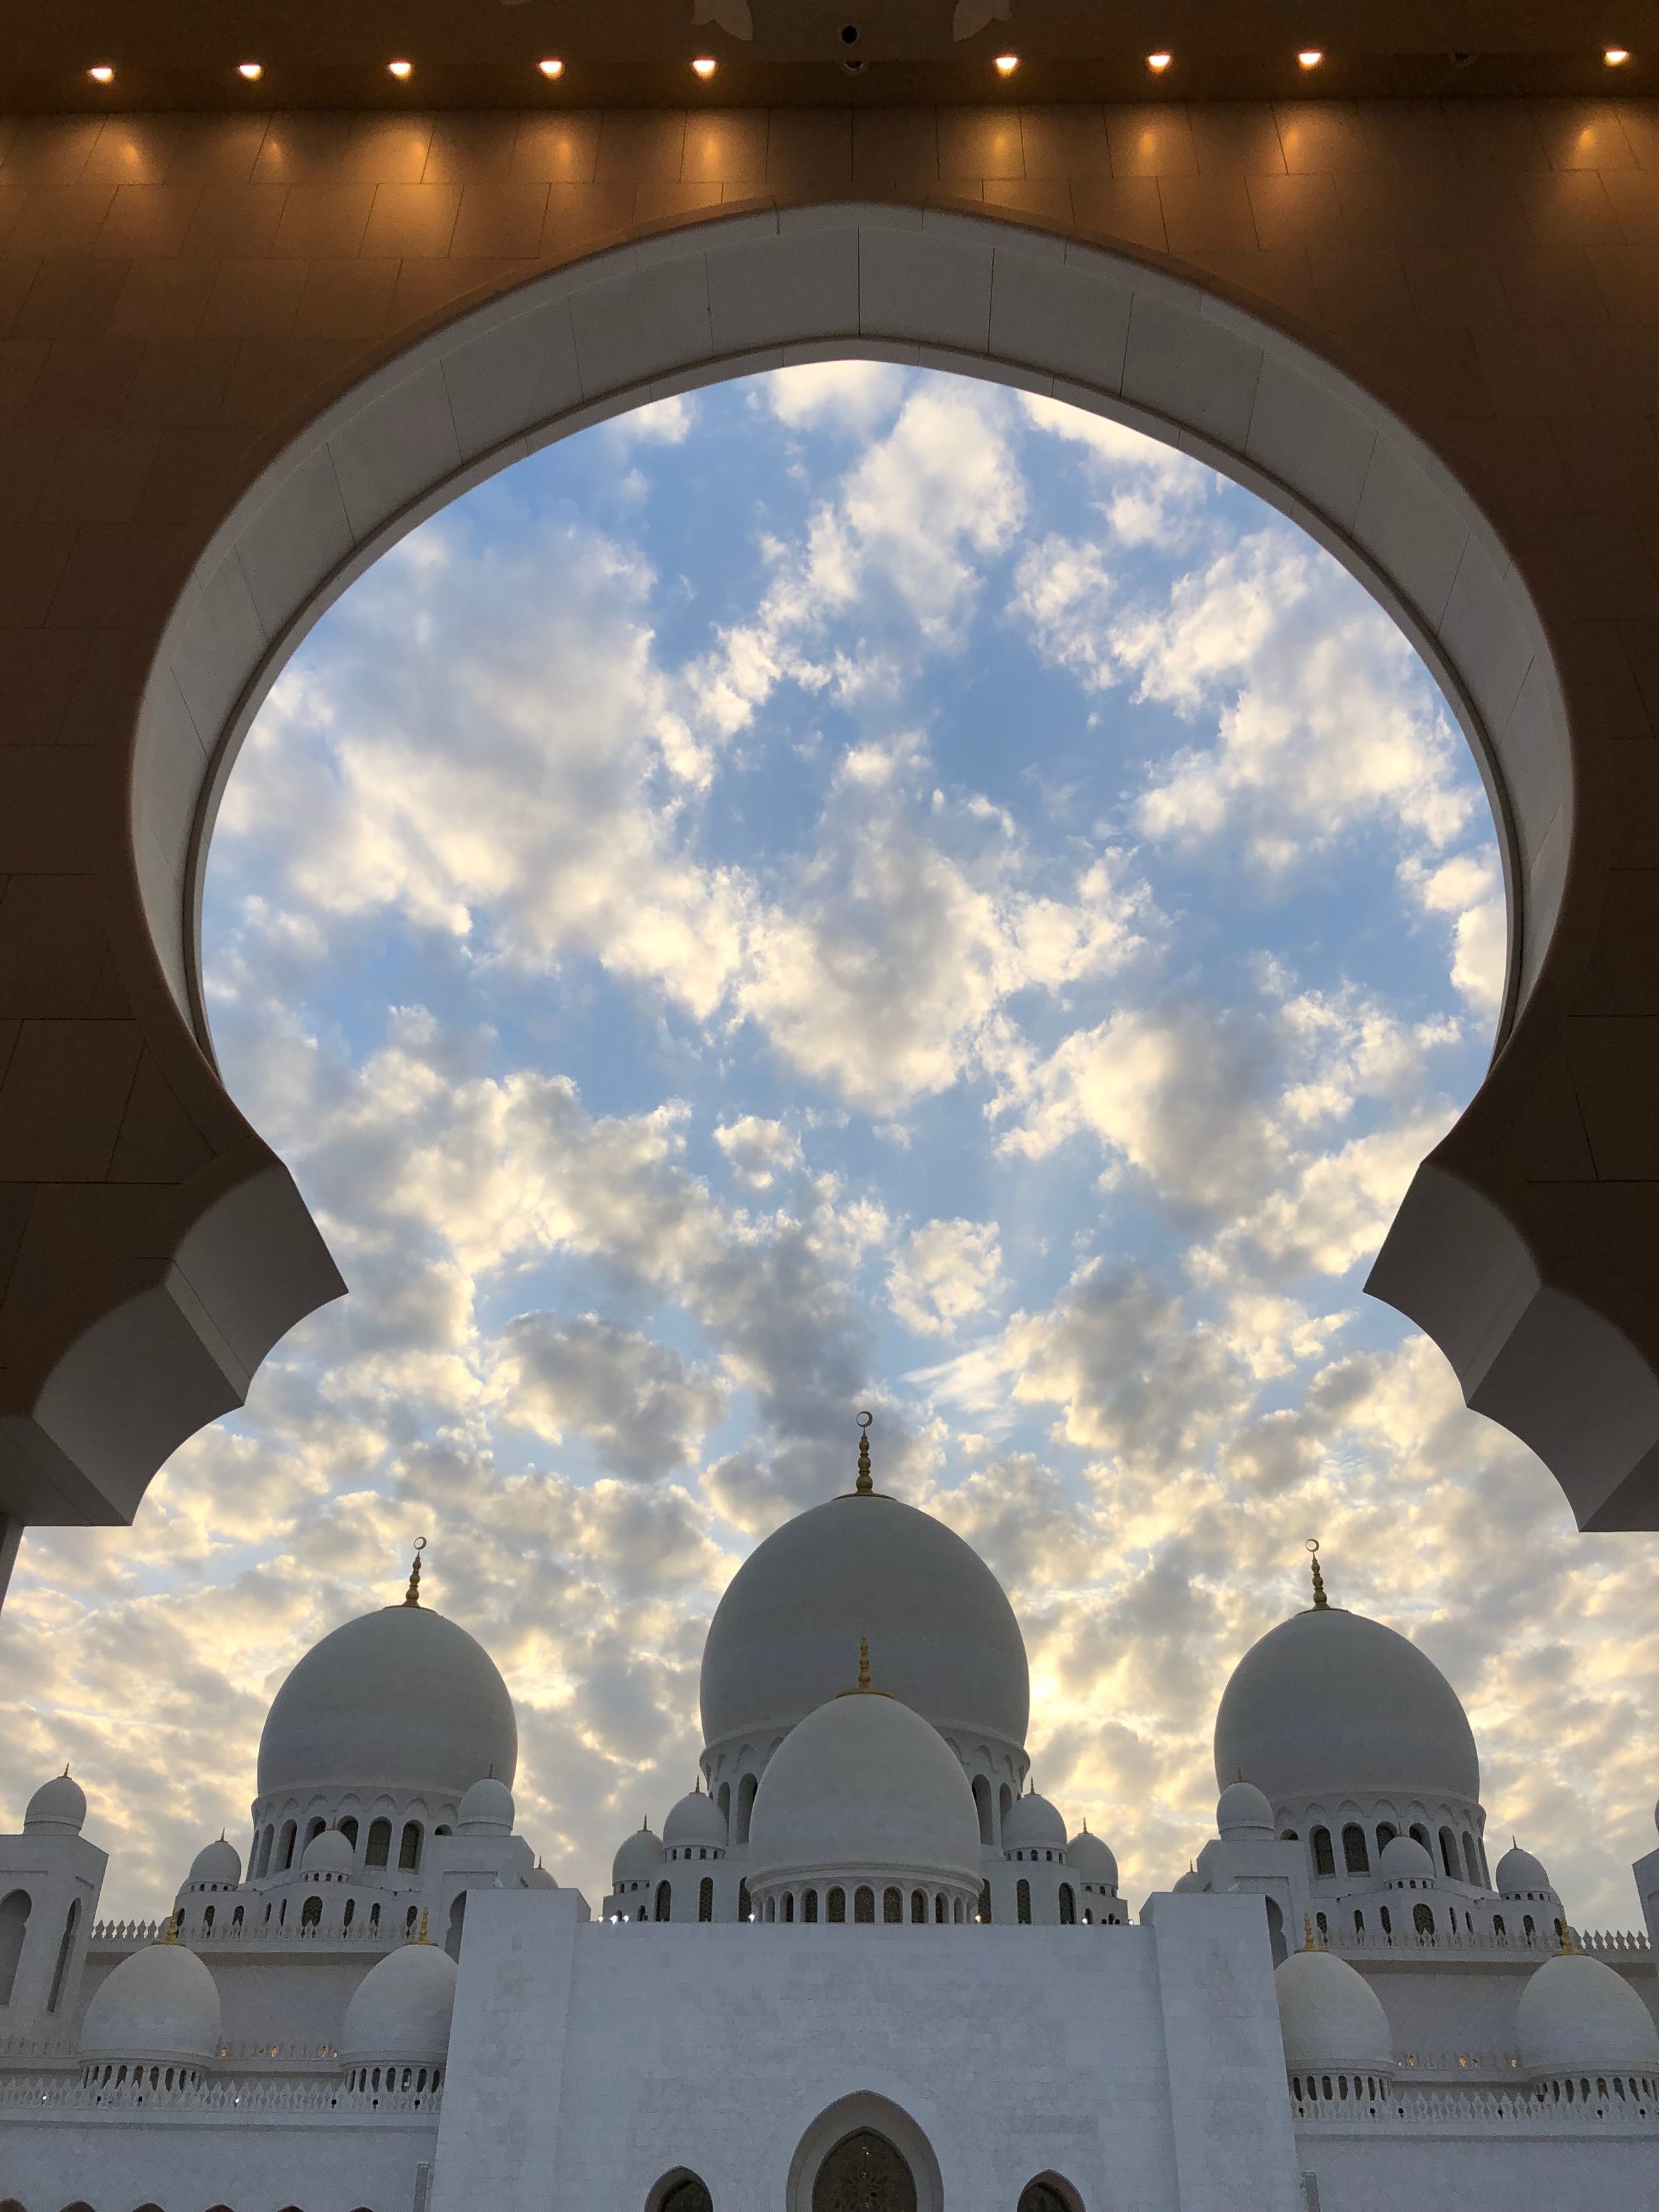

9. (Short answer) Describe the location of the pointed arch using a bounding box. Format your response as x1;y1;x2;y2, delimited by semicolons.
786;2093;944;2212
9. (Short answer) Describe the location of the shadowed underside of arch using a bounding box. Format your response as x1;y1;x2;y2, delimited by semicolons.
0;190;1654;1540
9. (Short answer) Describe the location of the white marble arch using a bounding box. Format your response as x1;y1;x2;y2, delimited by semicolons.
130;199;1632;1527
783;2089;946;2212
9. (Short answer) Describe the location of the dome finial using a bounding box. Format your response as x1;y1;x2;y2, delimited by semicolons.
1305;1537;1328;1610
855;1410;874;1494
1299;1913;1320;1952
1559;1921;1577;1954
403;1535;427;1607
857;1635;871;1691
416;1908;430;1944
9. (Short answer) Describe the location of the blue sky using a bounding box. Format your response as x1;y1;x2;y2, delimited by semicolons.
2;362;1654;1924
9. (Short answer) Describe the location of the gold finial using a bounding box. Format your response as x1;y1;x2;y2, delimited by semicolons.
1299;1913;1319;1952
1559;1922;1577;1954
416;1909;429;1944
403;1536;427;1607
163;1909;182;1946
1306;1537;1328;1611
855;1411;874;1495
857;1635;871;1691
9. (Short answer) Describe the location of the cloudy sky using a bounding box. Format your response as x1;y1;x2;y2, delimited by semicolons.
2;364;1654;1925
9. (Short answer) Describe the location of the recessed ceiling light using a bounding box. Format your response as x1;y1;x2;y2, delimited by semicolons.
538;57;564;78
1296;48;1323;68
238;61;263;80
993;53;1019;75
388;58;413;78
691;56;718;77
88;64;114;84
1146;50;1173;72
1605;45;1631;64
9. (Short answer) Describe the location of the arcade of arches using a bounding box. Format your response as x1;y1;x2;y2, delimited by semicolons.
3;94;1659;1568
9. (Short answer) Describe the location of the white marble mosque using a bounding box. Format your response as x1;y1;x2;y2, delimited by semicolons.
1;1423;1657;2212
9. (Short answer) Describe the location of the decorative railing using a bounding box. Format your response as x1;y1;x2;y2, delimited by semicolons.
90;1915;409;1949
1322;1923;1651;1964
0;2071;441;2118
1291;2077;1659;2130
0;2032;338;2072
1395;2051;1523;2078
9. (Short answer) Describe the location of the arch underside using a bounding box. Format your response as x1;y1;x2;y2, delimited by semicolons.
2;194;1652;1534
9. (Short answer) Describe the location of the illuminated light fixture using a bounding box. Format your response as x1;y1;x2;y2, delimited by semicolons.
238;61;263;80
1296;47;1323;68
388;58;413;78
538;57;565;77
1605;45;1631;64
88;64;114;83
1146;50;1173;72
993;52;1019;74
691;55;718;76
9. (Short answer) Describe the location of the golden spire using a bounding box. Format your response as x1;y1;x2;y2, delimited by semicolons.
855;1410;874;1495
1298;1913;1320;1952
1559;1921;1577;1954
1306;1537;1328;1610
403;1536;427;1607
857;1635;871;1690
416;1909;430;1945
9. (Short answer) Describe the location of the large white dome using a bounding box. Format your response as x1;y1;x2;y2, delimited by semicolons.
747;1686;983;1889
1275;1947;1394;2073
1214;1603;1479;1808
257;1601;516;1800
81;1941;221;2066
701;1491;1029;1753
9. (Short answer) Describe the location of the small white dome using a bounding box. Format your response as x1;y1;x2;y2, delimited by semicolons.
612;1824;664;1889
340;1940;459;2065
748;1688;981;1889
663;1787;726;1852
186;1838;242;1888
1495;1844;1553;1897
525;1864;558;1890
457;1777;515;1834
1068;1829;1118;1889
1003;1789;1066;1852
1173;1870;1208;1894
1518;1952;1659;2075
1216;1780;1274;1840
81;1941;221;2066
1276;1947;1394;2073
25;1772;86;1834
1379;1835;1436;1885
302;1827;356;1875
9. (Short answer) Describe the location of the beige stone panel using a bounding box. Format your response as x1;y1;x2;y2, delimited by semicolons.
362;183;464;259
595;110;687;184
936;108;1025;181
1105;105;1196;178
0;522;78;629
1068;176;1167;253
634;179;725;228
153;115;273;189
538;182;638;255
1565;1021;1659;1179
0;1021;143;1183
1157;174;1258;257
176;184;291;261
851;108;939;187
1443;100;1550;173
252;115;434;185
197;259;309;342
1274;102;1373;175
764;109;853;194
0;632;92;745
4;187;119;257
0;878;111;1019
12;261;131;342
106;1049;214;1185
449;182;551;260
0;120;107;189
90;184;205;259
1246;173;1348;253
80;118;188;190
1017;106;1108;182
1528;99;1638;171
510;114;602;184
423;116;524;185
1187;104;1287;177
33;425;163;526
981;180;1071;227
683;110;768;186
108;261;218;342
269;183;378;259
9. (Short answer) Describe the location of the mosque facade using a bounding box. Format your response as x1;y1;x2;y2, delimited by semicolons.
1;1441;1657;2212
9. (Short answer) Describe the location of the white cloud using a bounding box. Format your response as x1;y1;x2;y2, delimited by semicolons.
607;393;696;445
494;1314;725;1479
1018;392;1214;548
764;360;907;434
888;1218;1005;1336
713;1116;803;1190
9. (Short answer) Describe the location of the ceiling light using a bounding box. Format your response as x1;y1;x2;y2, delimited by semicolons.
238;61;263;80
993;53;1019;75
538;57;564;78
1146;50;1173;72
88;64;114;84
1605;45;1631;64
388;58;413;78
1296;48;1323;68
691;56;718;77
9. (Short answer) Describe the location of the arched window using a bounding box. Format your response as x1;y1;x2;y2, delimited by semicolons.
764;1896;776;1922
1375;1821;1398;1855
827;1887;845;1923
1493;1914;1506;1941
999;1782;1013;1832
1058;1884;1076;1925
370;1901;381;1928
936;1893;947;1924
803;1889;818;1923
655;1880;672;1923
854;1885;875;1923
1408;1822;1430;1854
1018;2181;1079;2212
1413;1902;1435;1936
979;1881;992;1923
445;1893;467;1960
656;2177;713;2212
1477;1834;1491;1887
405;1904;418;1933
1461;1832;1480;1885
737;1879;751;1923
338;1815;360;1850
1379;1905;1391;1938
812;2129;916;2212
717;1780;731;1830
1341;1824;1369;1876
1017;1879;1032;1925
202;1905;215;1933
1352;1910;1364;1934
699;1878;713;1923
1524;1913;1536;1944
782;1891;794;1923
1315;1911;1329;1939
972;1774;993;1845
301;1894;323;1929
279;1820;297;1870
305;1816;326;1848
399;1821;423;1871
911;1889;926;1923
255;1825;274;1876
1437;1826;1457;1879
232;1905;244;1929
883;1887;902;1924
46;1896;78;2012
1311;1827;1335;1878
735;1774;758;1846
344;1898;356;1929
